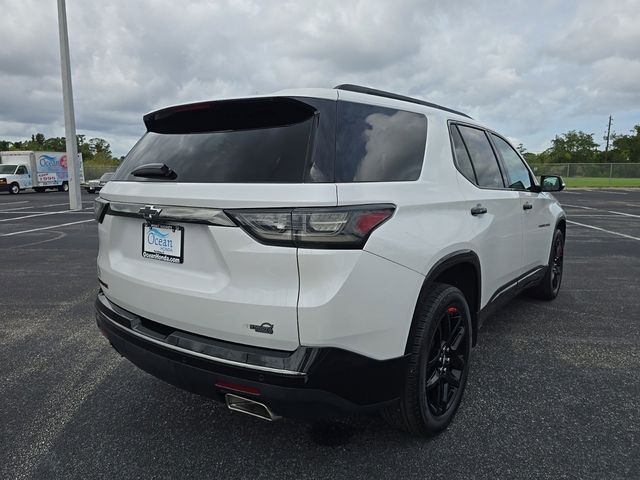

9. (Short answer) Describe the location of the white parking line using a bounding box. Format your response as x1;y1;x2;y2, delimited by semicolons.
0;205;36;211
567;220;640;241
0;219;94;237
39;201;93;208
563;204;640;218
562;204;596;210
567;214;624;217
597;191;628;195
0;210;92;215
0;210;92;222
609;210;640;219
0;200;29;206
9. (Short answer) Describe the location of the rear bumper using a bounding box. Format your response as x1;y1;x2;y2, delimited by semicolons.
95;291;408;418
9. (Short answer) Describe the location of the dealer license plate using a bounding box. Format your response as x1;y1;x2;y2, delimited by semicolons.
141;223;184;264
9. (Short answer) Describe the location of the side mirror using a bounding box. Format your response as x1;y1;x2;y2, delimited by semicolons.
541;175;565;192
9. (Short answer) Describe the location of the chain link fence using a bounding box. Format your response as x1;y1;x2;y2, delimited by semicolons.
529;163;640;179
83;164;118;181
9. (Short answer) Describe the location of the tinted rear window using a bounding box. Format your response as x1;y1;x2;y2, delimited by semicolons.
457;125;504;188
336;101;427;182
113;98;318;183
450;125;477;184
114;97;428;184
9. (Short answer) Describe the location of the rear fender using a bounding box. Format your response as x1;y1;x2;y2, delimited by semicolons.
405;250;481;353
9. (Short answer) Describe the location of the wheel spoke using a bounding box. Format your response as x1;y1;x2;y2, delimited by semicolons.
426;369;440;389
436;319;444;348
445;371;460;388
440;380;449;410
450;326;465;352
426;354;439;368
439;313;449;342
450;353;465;370
448;314;462;343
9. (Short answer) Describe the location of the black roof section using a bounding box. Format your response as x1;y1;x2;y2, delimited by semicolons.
334;84;471;119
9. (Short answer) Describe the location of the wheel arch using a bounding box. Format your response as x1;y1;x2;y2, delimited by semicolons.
405;250;481;353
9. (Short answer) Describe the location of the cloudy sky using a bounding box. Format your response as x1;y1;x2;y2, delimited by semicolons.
1;0;639;156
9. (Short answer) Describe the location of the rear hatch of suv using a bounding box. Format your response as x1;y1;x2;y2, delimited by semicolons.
97;96;337;351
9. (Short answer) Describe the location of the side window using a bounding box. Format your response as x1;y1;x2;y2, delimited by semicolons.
336;101;427;182
16;166;27;175
490;134;532;190
450;125;477;184
457;125;504;188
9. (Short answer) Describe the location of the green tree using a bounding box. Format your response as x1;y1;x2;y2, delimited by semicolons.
609;125;640;163
523;151;540;164
43;136;66;151
89;137;112;157
0;133;117;162
544;130;599;163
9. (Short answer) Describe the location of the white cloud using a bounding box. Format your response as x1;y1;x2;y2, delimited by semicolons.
0;0;638;155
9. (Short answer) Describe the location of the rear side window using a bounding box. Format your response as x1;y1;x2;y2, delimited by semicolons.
450;125;476;184
456;125;504;188
113;98;326;183
336;101;427;182
490;134;532;190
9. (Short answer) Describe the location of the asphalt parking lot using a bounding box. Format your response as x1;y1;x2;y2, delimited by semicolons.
1;189;639;480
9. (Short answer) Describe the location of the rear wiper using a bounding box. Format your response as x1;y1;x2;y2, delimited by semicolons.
131;163;177;180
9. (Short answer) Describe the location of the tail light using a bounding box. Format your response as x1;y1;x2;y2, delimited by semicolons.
226;204;395;249
94;197;109;222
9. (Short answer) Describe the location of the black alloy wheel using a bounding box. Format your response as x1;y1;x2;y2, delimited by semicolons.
425;305;468;417
528;228;564;300
550;233;563;294
381;283;472;437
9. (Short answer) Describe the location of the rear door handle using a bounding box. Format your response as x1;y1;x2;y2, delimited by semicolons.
523;202;533;210
470;206;487;216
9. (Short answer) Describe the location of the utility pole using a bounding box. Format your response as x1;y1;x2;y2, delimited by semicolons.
57;0;82;211
604;115;612;163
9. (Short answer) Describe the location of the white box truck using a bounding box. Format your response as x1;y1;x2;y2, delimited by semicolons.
0;151;84;194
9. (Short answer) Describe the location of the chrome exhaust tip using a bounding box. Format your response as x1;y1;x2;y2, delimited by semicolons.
225;393;281;422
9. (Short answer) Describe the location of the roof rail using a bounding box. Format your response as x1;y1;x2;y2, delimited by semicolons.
334;84;471;119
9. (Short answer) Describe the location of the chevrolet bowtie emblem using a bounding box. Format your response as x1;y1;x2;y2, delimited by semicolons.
139;205;162;222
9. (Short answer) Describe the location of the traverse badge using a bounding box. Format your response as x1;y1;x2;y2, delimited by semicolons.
249;323;274;335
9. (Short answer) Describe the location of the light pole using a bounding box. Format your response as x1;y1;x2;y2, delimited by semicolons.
57;0;82;211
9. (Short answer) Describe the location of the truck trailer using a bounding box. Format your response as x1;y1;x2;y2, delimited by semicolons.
0;151;84;194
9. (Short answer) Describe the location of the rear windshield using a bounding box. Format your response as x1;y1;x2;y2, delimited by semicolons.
114;96;427;184
113;98;318;183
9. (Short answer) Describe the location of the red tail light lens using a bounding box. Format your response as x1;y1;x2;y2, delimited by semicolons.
226;204;395;249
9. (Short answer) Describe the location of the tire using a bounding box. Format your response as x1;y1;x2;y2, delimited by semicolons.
86;188;94;193
381;283;473;437
59;182;69;192
527;229;564;300
9;183;20;194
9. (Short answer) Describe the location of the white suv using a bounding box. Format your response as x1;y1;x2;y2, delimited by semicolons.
95;85;566;436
